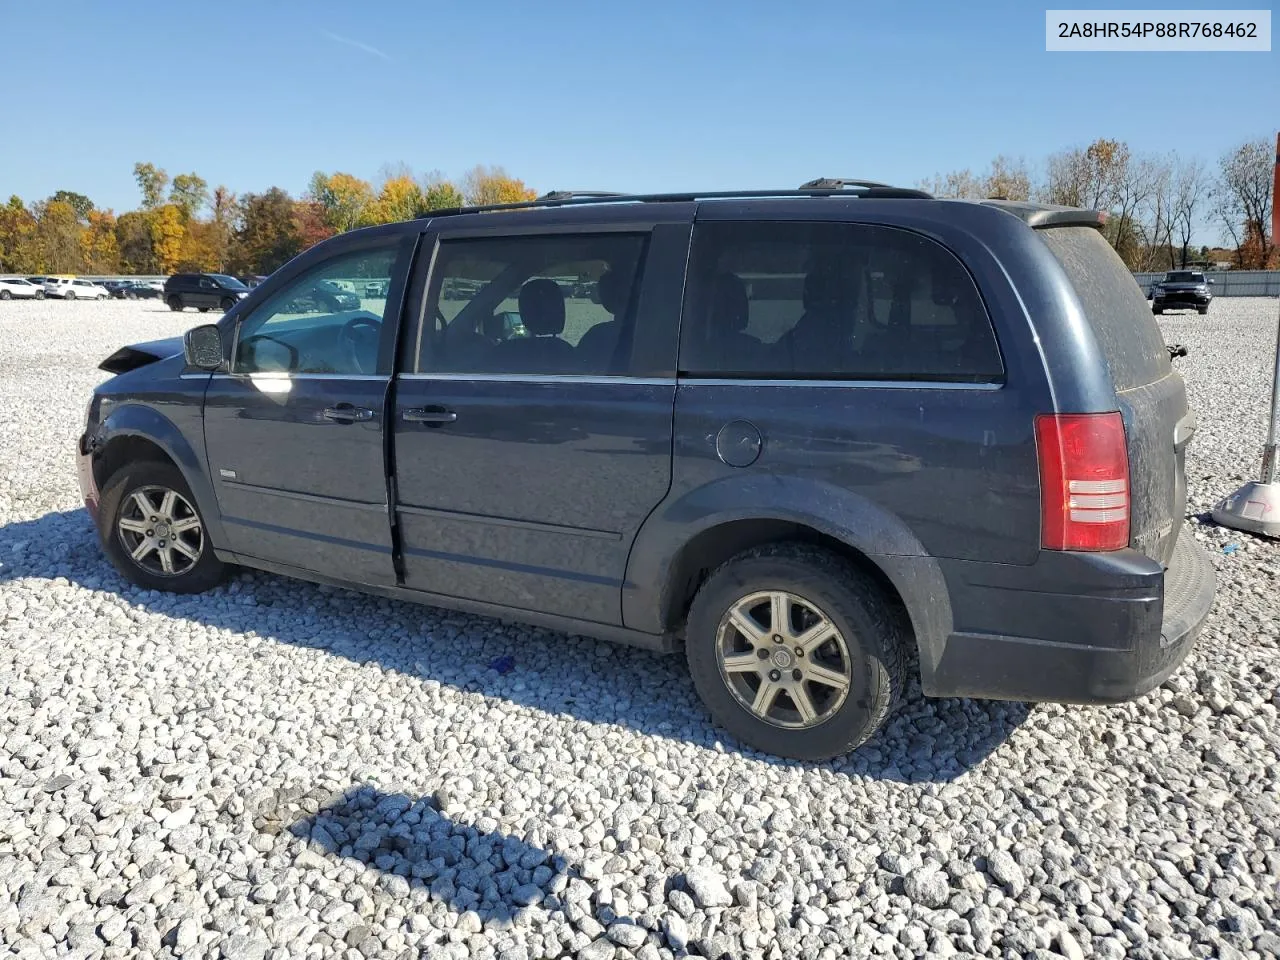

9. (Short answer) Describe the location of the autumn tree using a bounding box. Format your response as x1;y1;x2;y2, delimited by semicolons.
1212;137;1274;269
421;178;464;211
0;196;38;272
115;211;157;274
361;176;426;225
133;162;171;210
307;171;374;232
462;164;537;206
149;204;187;273
918;155;1029;200
51;190;94;221
81;210;120;274
170;173;210;220
293;200;335;250
228;188;303;275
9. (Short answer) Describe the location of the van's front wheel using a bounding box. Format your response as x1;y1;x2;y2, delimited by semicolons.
685;544;905;760
99;460;226;594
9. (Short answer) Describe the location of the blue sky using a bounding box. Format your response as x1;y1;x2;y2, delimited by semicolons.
2;0;1274;236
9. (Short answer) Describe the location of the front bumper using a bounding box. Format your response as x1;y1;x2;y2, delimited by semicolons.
1155;291;1211;307
76;435;100;525
926;528;1215;703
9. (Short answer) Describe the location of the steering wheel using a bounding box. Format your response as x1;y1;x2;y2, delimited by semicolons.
337;315;382;374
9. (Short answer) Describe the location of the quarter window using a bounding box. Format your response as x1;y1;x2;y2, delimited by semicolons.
413;233;647;376
679;222;1002;382
233;243;402;376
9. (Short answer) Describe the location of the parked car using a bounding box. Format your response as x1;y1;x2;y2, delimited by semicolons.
0;278;46;300
365;279;390;297
1152;270;1213;315
27;276;52;288
45;277;107;300
163;273;251;312
129;280;165;300
102;280;138;299
76;184;1215;760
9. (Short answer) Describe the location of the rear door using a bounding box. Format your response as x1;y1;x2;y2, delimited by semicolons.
1038;226;1186;564
391;216;691;625
203;234;415;584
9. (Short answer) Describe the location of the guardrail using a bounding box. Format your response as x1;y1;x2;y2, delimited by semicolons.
1134;271;1280;297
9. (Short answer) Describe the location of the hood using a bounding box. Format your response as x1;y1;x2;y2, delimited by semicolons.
99;336;185;374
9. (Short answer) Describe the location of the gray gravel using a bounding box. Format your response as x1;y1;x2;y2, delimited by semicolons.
1;297;1279;960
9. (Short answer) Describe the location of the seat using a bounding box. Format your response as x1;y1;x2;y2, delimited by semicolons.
574;269;630;371
777;265;859;373
491;279;579;373
705;272;767;371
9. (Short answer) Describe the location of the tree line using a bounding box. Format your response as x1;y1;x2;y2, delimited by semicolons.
2;136;1273;276
919;135;1276;270
0;163;535;277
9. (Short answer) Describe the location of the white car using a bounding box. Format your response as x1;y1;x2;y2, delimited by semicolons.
44;277;107;300
0;278;45;300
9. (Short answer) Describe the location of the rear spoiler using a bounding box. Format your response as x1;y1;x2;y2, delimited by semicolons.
979;200;1108;230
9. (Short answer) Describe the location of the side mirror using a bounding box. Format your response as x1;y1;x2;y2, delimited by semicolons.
1208;279;1216;285
184;324;224;370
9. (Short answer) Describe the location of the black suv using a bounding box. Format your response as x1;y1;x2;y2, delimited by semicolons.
163;273;252;312
1152;270;1213;314
77;182;1215;760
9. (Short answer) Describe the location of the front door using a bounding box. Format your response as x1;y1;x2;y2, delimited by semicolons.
392;222;689;625
203;235;415;585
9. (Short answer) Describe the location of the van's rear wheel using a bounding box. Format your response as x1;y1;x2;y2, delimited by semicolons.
99;460;226;594
167;295;183;311
685;544;905;760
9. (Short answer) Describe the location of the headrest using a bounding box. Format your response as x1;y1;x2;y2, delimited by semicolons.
518;279;566;336
709;272;749;333
596;269;629;316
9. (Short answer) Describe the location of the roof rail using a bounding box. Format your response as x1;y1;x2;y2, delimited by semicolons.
414;183;933;219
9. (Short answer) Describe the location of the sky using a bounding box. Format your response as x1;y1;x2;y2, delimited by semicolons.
1;0;1275;239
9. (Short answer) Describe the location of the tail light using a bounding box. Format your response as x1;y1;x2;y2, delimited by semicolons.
1035;412;1130;551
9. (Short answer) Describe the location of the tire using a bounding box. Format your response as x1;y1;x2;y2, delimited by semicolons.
1198;305;1209;315
220;297;236;311
97;292;106;300
198;307;210;313
0;290;10;300
65;289;76;300
685;543;906;761
167;295;183;312
35;290;44;300
99;460;226;594
1152;305;1163;315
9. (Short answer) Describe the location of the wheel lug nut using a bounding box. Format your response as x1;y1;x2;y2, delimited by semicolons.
768;670;781;682
145;529;153;536
795;647;804;657
150;516;157;522
757;649;769;659
159;540;166;547
772;634;783;643
792;669;802;681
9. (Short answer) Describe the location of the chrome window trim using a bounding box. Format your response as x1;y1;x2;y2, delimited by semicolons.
399;372;675;386
395;372;999;390
205;373;390;381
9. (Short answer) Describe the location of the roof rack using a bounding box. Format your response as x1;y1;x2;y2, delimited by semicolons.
415;181;932;219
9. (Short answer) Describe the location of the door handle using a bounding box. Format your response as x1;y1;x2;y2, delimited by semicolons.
323;404;374;423
402;406;457;425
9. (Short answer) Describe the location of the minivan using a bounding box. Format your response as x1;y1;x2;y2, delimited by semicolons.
77;182;1215;759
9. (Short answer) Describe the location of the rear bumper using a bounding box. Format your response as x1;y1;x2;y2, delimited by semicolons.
925;528;1215;703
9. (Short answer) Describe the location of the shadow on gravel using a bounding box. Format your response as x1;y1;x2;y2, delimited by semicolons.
283;785;574;930
0;508;1030;782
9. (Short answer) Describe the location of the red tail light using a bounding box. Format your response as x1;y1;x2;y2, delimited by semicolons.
1035;412;1130;551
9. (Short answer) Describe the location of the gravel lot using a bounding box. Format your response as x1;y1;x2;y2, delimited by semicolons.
1;297;1278;960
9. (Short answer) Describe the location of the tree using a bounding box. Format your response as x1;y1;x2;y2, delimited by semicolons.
419;172;464;211
307;171;374;232
170;173;209;220
918;155;1029;200
1212;137;1274;269
81;209;120;274
1171;156;1208;268
133;162;170;210
149;204;187;273
115;210;156;274
51;190;94;221
228;188;303;274
462;164;537;206
293;200;335;250
361;176;425;225
31;200;85;273
1042;138;1129;211
0;196;38;272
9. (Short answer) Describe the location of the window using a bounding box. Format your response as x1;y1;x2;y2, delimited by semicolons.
679;222;1002;382
414;233;647;376
233;243;401;376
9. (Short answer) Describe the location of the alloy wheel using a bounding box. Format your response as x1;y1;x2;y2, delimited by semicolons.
116;485;203;576
715;590;853;729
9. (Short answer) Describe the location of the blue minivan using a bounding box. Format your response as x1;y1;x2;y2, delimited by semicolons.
78;183;1215;759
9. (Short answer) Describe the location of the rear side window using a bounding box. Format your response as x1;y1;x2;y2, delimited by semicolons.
679;221;1003;382
1039;227;1170;391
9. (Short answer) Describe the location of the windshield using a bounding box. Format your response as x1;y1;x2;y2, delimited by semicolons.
210;274;248;290
1166;271;1204;283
